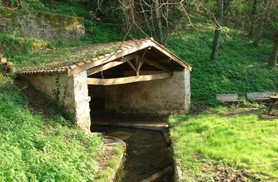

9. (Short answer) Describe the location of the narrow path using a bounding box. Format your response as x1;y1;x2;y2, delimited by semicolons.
92;126;174;182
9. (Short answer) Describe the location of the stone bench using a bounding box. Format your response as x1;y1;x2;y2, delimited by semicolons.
216;94;240;103
247;92;272;101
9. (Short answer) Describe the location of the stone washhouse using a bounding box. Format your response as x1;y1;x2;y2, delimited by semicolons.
16;38;192;132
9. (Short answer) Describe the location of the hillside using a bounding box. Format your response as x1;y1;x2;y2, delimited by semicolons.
0;1;277;181
0;75;104;181
166;25;277;105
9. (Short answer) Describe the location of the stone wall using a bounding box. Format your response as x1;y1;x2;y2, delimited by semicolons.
72;71;91;131
22;69;190;130
89;70;190;115
0;7;85;41
22;71;91;131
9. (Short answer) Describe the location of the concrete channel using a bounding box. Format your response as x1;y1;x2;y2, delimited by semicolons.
91;124;174;182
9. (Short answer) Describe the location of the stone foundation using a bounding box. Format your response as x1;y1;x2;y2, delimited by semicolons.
22;69;190;131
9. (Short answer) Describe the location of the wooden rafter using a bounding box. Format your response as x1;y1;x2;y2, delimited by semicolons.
87;72;172;85
127;60;137;72
87;54;137;76
135;48;149;76
143;57;170;72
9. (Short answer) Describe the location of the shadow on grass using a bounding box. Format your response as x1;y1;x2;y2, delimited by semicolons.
217;107;278;121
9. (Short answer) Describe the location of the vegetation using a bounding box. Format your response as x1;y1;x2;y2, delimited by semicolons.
0;75;105;181
169;109;278;181
0;1;123;58
0;33;49;57
0;0;277;181
167;25;277;105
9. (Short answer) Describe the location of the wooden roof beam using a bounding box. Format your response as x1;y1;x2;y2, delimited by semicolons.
87;72;172;85
143;57;171;72
150;42;191;70
87;54;137;76
127;60;137;72
136;47;150;76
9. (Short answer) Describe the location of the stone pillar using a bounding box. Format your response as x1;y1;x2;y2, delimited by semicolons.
72;71;91;132
183;69;191;112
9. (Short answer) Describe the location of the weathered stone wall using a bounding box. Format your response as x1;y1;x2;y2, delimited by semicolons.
72;71;91;131
0;7;85;41
22;71;91;131
89;70;190;115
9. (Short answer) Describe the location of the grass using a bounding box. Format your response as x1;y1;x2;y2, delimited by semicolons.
0;74;105;181
166;25;278;105
169;109;278;181
0;33;49;57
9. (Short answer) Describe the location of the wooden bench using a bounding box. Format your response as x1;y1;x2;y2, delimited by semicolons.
247;92;272;101
216;94;240;103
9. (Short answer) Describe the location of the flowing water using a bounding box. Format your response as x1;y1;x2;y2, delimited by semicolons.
92;126;174;182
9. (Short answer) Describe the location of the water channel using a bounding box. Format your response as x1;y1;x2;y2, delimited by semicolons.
92;126;174;182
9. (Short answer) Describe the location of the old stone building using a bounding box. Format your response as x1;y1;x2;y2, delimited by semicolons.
16;38;191;132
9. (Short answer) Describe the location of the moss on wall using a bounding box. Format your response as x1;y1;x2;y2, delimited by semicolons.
0;7;85;41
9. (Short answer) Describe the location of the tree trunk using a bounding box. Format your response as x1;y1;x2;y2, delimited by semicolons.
252;22;263;47
122;0;136;35
268;31;278;68
211;29;222;60
222;0;231;26
248;0;259;37
154;0;163;43
252;0;270;47
211;0;224;61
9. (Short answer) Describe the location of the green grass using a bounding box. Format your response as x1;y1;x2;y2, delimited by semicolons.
169;110;278;180
166;25;278;105
0;75;104;181
0;33;49;57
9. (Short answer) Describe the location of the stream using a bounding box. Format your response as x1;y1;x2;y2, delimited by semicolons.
92;126;174;182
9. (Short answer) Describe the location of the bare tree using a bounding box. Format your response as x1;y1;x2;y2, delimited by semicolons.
117;0;191;44
268;30;278;67
210;0;224;61
154;0;163;43
248;0;259;37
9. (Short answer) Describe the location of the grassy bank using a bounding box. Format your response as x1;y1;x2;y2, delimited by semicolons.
169;109;278;181
0;75;105;181
166;25;278;105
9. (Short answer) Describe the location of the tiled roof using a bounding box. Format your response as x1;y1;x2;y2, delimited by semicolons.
16;38;191;76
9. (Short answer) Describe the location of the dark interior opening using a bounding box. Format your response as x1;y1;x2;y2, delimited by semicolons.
90;97;105;112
